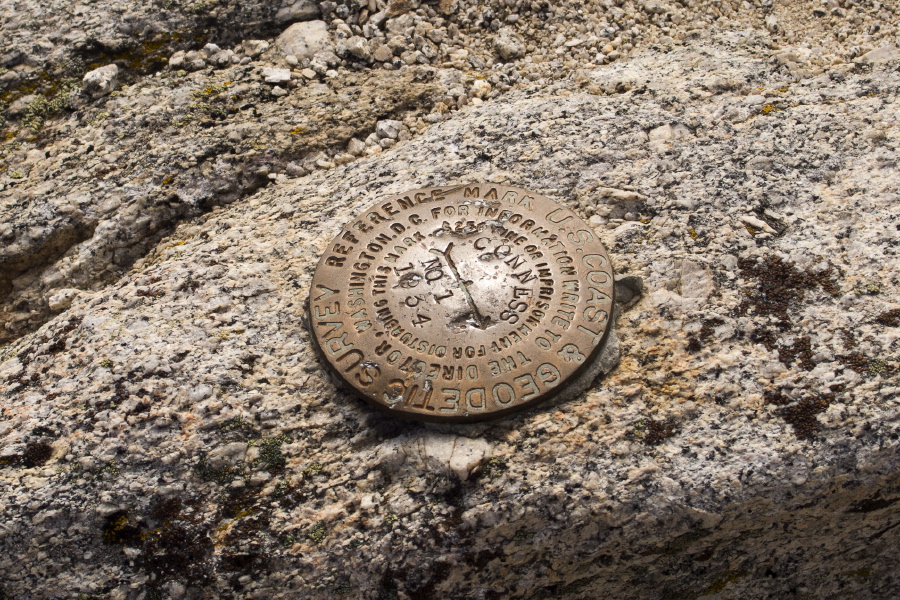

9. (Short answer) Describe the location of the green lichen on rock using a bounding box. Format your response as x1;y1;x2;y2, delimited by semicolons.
306;520;327;544
302;462;324;478
254;432;290;473
84;111;109;125
867;358;891;377
840;353;897;379
627;418;678;445
195;432;289;485
704;571;747;594
0;27;209;132
188;0;210;13
101;510;142;545
86;29;207;75
184;96;232;123
19;78;78;131
192;82;231;99
476;456;508;479
217;415;256;436
844;568;872;579
333;579;353;594
513;529;534;542
194;459;247;485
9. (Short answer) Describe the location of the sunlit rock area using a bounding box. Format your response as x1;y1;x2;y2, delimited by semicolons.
1;0;899;598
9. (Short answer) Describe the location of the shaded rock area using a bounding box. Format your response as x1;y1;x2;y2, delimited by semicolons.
0;0;290;86
1;0;900;599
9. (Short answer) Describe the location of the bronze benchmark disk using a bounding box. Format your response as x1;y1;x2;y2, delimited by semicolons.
308;184;615;423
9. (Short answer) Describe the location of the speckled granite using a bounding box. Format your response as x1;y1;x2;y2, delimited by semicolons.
1;34;899;600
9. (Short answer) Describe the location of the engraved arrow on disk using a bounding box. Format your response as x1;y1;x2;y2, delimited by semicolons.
431;242;490;330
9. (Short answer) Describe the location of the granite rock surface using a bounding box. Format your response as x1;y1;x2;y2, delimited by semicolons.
1;1;900;599
2;0;897;343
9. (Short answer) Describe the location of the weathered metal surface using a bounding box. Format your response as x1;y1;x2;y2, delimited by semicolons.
309;184;615;422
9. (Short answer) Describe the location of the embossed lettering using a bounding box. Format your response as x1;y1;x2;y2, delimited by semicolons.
439;388;460;412
492;383;516;406
514;374;539;400
466;388;486;410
